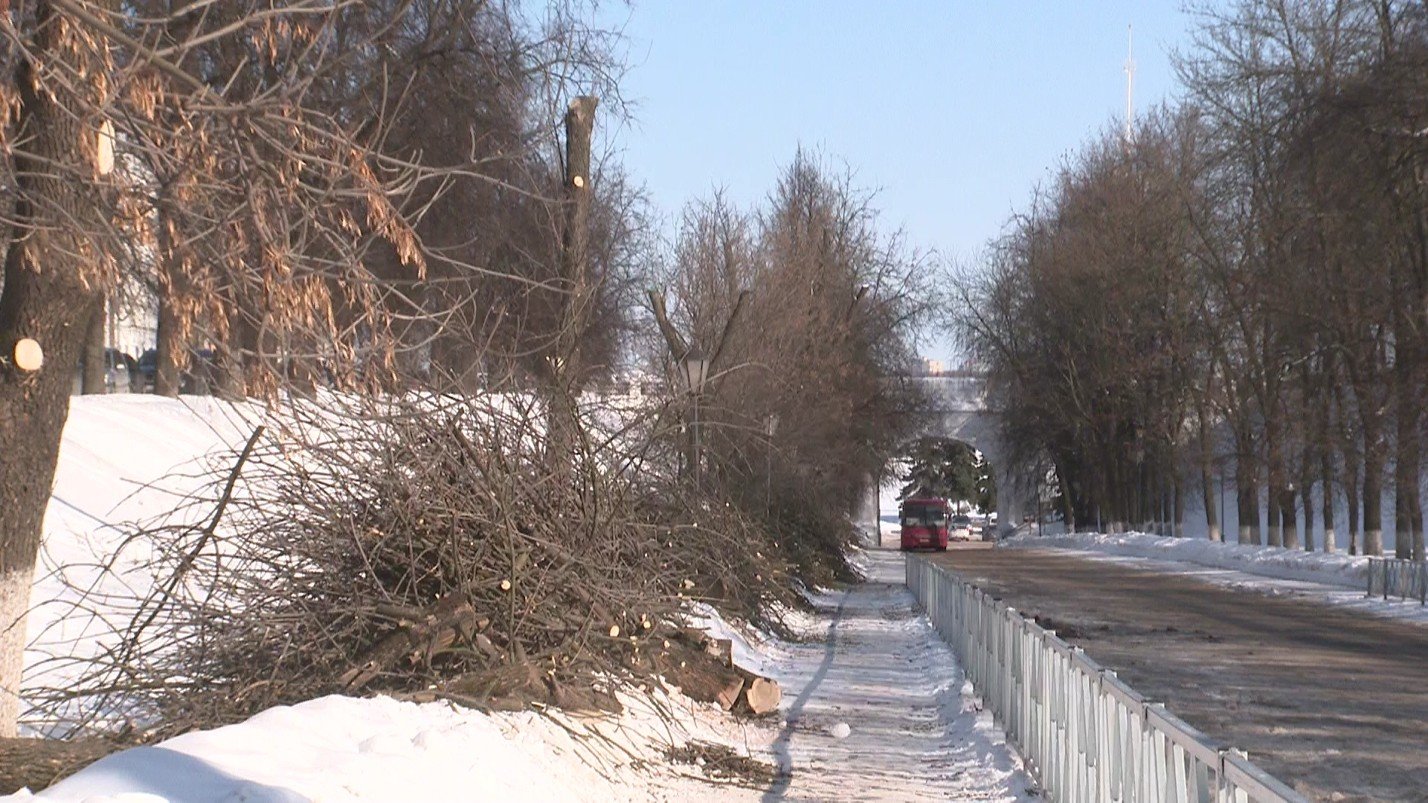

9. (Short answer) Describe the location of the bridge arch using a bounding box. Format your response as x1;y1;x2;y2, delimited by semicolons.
862;374;1028;539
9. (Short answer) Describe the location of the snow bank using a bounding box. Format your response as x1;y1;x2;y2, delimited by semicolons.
1004;530;1371;590
7;689;768;802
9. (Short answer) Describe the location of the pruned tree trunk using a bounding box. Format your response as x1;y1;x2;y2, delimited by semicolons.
0;0;116;736
545;96;598;479
81;296;107;394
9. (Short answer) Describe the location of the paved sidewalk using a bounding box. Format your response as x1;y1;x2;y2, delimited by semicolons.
759;549;1032;802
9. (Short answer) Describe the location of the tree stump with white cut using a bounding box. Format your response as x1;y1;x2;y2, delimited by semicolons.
743;677;781;715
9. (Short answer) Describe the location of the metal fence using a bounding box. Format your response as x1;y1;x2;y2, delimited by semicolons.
906;556;1306;803
1366;557;1428;604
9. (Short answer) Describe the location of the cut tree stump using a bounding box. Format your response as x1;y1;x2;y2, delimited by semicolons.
716;677;745;711
743;677;781;715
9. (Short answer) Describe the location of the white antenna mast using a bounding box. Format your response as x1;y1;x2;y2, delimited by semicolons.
1124;24;1136;144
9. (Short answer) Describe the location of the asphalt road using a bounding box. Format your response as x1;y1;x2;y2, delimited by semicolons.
925;544;1428;802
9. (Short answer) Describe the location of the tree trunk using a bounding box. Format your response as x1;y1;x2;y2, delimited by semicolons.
1173;472;1185;538
1346;449;1361;556
1236;433;1261;545
154;285;183;397
1363;416;1386;556
81;296;106;394
1280;485;1299;550
1265;404;1285;548
0;0;115;736
1393;356;1421;560
545;96;597;479
1321;444;1336;553
216;313;251;401
1199;406;1221;541
1058;471;1075;533
1300;458;1315;552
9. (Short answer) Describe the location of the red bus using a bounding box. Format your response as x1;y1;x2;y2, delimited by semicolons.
899;497;950;551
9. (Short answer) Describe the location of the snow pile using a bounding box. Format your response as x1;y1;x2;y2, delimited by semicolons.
1004;530;1370;590
7;689;771;802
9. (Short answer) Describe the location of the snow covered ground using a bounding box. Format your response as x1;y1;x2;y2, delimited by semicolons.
8;395;1034;800
22;395;269;733
11;549;1033;802
1005;530;1428;625
695;549;1033;801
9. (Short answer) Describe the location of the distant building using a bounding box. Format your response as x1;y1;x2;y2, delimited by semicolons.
922;358;944;376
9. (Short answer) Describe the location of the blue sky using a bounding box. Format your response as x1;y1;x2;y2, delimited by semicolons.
600;2;1199;361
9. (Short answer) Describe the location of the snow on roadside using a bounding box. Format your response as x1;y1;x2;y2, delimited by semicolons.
1004;530;1370;588
1005;530;1428;625
11;549;1036;802
6;688;775;802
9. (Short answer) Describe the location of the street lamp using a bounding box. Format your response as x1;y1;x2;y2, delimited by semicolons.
682;349;710;492
764;414;780;513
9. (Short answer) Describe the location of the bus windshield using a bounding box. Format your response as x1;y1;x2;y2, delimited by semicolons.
900;503;946;527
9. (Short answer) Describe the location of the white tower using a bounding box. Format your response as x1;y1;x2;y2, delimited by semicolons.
1124;24;1136;144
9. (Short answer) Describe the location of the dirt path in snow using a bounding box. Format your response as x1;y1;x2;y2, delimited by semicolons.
931;544;1428;802
758;549;1032;802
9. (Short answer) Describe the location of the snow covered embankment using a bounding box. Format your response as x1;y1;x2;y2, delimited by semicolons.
1003;530;1370;590
13;396;1035;801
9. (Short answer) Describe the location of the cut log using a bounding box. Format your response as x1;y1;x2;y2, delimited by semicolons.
705;638;733;667
340;595;479;691
716;677;745;712
743;677;781;715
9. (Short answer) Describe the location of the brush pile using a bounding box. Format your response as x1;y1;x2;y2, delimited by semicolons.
27;393;799;739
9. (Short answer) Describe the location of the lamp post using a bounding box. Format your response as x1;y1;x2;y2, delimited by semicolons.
681;349;710;492
764;414;779;513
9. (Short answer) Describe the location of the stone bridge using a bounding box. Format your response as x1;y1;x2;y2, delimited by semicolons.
862;373;1027;537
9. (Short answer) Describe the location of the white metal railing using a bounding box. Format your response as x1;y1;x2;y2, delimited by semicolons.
1366;557;1428;604
906;555;1307;803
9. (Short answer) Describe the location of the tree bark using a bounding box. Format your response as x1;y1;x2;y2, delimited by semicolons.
1265;411;1285;548
545;96;597;479
154;286;183;397
1236;432;1261;545
0;0;115;736
1393;353;1421;559
1346;447;1361;555
1321;442;1336;553
1362;416;1386;556
1199;406;1221;541
80;296;106;394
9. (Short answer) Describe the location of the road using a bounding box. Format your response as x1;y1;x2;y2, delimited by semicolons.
926;544;1428;802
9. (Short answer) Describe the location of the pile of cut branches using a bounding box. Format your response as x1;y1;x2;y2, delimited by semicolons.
25;392;795;739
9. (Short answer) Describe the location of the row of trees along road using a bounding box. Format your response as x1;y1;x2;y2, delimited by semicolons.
959;0;1428;559
0;4;932;738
